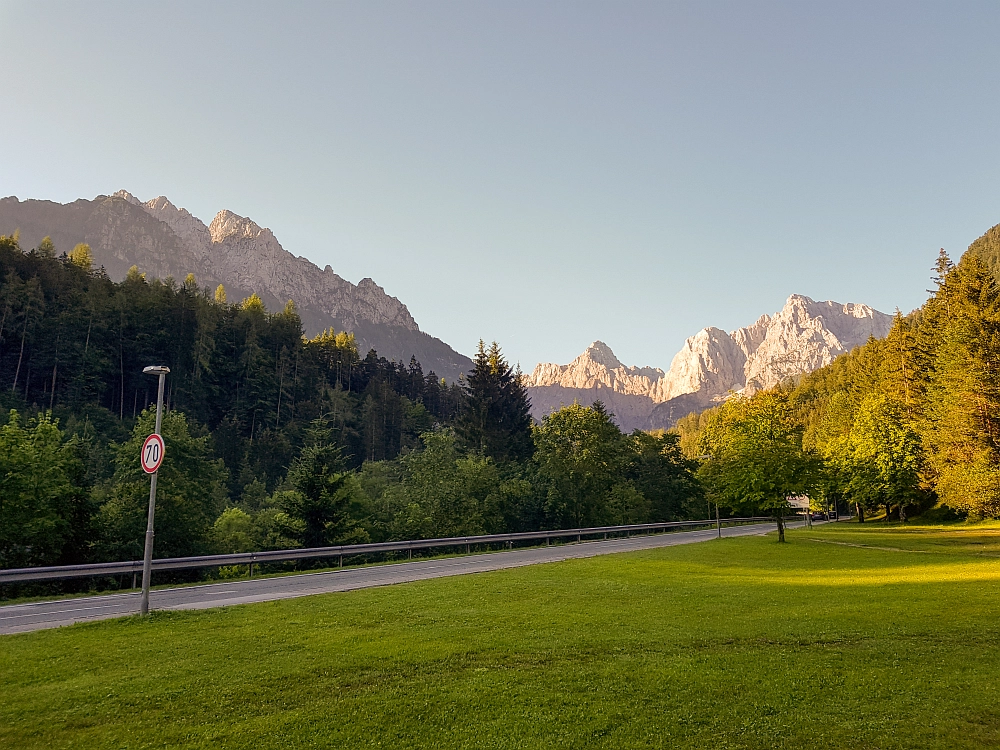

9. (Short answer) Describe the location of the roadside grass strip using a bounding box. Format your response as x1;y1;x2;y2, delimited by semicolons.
3;522;1000;749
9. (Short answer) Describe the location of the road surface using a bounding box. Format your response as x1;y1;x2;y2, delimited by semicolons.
1;520;793;635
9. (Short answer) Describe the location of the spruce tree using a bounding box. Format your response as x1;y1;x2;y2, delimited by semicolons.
456;340;533;462
919;255;1000;518
881;310;922;420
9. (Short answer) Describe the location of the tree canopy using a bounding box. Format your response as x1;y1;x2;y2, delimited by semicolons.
697;392;819;541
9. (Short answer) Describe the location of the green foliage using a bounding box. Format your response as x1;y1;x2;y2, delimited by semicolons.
95;408;229;560
35;236;55;258
966;221;1000;285
532;401;630;528
456;340;533;462
211;507;255;554
824;394;922;521
371;430;497;539
0;410;88;567
920;256;1000;518
697;392;819;540
628;430;703;521
279;417;368;548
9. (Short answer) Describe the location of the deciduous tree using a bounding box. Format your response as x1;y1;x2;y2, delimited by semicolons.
698;392;818;542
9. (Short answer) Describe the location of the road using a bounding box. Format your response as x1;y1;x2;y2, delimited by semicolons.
1;520;792;635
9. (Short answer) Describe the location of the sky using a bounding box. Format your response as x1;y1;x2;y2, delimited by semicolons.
2;1;1000;371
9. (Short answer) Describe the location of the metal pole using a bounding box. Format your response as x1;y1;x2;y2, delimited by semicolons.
140;371;167;616
716;503;721;538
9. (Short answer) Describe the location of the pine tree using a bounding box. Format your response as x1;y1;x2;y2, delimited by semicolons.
881;311;921;420
456;340;533;462
36;236;56;258
68;243;93;271
278;417;366;547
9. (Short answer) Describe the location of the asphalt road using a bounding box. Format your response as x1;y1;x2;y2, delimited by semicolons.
1;520;794;635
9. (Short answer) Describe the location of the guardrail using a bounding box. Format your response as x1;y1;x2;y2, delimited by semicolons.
0;517;777;584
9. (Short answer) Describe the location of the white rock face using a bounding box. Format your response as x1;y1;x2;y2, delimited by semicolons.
117;191;213;263
660;327;747;402
741;295;891;392
528;341;664;396
525;295;894;430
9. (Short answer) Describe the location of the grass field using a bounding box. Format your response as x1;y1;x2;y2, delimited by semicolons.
4;522;1000;749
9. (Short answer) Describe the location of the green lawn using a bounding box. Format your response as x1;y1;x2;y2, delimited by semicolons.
4;522;1000;749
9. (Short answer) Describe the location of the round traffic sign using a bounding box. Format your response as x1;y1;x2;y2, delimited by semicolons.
141;433;165;474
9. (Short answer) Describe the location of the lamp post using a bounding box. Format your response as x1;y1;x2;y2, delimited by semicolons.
140;365;169;616
697;454;722;538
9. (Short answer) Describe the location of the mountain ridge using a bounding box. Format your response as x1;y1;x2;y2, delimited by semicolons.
0;192;473;381
525;294;894;431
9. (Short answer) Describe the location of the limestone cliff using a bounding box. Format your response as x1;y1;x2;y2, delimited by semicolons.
525;295;894;430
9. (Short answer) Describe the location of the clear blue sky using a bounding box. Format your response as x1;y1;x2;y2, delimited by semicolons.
2;1;999;371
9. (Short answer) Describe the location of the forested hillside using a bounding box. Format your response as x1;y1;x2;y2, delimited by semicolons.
0;235;702;583
678;226;1000;524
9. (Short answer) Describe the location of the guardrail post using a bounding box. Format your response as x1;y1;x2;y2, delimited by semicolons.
339;554;343;568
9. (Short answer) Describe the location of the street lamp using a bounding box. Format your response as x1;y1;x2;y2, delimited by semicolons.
697;454;722;539
139;365;169;616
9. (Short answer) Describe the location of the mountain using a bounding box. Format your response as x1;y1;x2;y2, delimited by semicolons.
0;192;473;381
525;294;894;431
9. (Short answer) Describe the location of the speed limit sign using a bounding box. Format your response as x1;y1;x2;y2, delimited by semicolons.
141;433;165;474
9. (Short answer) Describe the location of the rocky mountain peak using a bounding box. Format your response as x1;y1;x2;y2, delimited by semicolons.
209;209;265;242
525;293;894;431
739;294;892;392
112;189;141;205
731;313;770;358
124;192;213;261
661;327;747;402
584;340;622;369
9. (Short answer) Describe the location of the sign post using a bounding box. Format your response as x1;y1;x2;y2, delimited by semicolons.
140;365;170;616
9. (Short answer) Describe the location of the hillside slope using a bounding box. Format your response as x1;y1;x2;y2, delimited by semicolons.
0;193;473;380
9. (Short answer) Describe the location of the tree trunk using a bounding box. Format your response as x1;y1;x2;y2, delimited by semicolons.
49;336;60;411
775;515;785;543
0;304;8;355
11;315;28;392
856;503;865;523
899;503;907;523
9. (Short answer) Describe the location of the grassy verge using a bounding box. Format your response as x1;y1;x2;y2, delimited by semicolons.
3;522;1000;749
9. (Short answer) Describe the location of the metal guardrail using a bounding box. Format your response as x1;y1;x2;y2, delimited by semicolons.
0;517;776;584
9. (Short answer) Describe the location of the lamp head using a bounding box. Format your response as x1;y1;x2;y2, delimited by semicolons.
143;365;171;375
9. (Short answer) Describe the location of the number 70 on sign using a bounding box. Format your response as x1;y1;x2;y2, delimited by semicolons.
141;433;165;474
